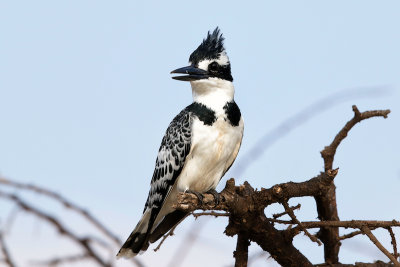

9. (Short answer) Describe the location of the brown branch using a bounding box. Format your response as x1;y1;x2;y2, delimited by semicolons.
361;226;400;266
0;177;121;246
315;261;395;266
234;232;249;267
299;220;400;229
387;227;399;260
320;105;390;171
174;171;338;213
266;219;400;229
0;232;15;267
340;230;364;240
282;201;322;245
248;215;314;267
316;105;390;264
172;106;392;266
177;179;314;267
153;225;177;252
192;211;229;218
273;203;301;219
0;190;111;267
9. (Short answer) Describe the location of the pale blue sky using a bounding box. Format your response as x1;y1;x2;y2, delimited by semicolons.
0;1;399;266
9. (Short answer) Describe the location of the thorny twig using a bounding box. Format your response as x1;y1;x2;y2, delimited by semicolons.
281;201;322;246
387;227;399;260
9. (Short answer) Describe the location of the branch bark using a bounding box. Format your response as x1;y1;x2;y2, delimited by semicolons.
234;232;249;267
174;106;393;267
317;105;390;264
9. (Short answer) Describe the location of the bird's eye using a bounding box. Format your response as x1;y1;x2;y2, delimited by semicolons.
208;62;219;72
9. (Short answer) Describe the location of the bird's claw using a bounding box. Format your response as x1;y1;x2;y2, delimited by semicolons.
206;189;220;206
185;190;204;205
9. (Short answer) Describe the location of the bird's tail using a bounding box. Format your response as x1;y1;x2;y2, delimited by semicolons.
117;209;189;259
117;209;152;259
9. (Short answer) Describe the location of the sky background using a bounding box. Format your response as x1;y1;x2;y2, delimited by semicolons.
0;1;399;266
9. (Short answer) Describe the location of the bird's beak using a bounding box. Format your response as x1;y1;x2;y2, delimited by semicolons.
170;66;209;81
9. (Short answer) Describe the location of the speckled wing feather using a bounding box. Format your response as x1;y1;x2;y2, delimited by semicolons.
144;108;192;213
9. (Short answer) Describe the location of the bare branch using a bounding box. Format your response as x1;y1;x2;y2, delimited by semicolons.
387;227;399;260
339;230;364;240
153;225;177;252
320;105;390;171
273;203;301;219
234;232;249;267
192;211;229;218
267;220;400;229
316;105;390;264
361;226;400;266
281;201;322;246
315;261;395;267
174;171;338;213
0;177;121;246
0;190;111;267
0;232;15;267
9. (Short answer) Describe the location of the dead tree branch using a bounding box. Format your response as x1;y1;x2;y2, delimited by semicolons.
234;232;249;267
173;106;393;267
317;105;390;264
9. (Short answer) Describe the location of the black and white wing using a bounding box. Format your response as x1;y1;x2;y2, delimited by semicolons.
144;109;191;212
117;106;192;258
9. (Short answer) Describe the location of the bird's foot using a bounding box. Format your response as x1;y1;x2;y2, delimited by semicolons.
205;189;220;206
185;189;204;205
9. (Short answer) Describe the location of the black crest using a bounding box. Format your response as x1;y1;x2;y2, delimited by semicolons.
189;27;226;66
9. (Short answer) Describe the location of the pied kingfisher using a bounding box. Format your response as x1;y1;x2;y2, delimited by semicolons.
117;27;244;258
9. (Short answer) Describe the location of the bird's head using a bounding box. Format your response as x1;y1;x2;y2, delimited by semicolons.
171;27;233;83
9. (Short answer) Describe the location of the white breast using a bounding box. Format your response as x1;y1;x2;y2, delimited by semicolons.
176;116;244;193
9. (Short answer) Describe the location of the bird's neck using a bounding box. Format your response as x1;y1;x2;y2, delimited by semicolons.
190;78;235;115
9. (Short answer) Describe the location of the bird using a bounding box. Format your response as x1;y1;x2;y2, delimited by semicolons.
117;27;244;258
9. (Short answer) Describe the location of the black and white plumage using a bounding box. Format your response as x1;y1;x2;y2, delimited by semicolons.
117;27;244;258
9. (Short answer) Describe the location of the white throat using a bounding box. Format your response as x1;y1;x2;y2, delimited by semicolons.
190;78;234;114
